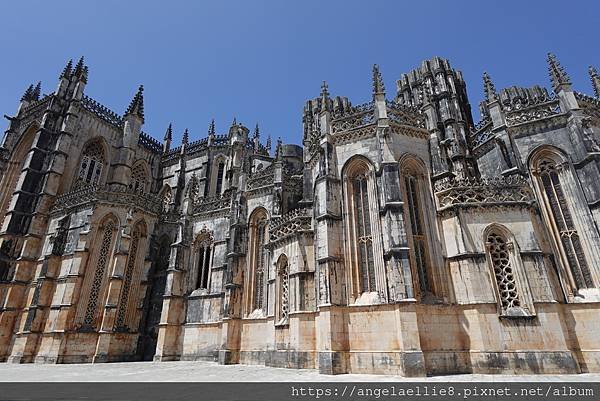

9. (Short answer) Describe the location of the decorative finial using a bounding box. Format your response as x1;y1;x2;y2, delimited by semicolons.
590;66;600;98
60;59;73;79
372;64;385;95
547;53;571;89
164;123;173;141
253;123;260;140
125;85;145;122
182;128;189;145
74;56;85;77
482;72;497;102
32;82;41;100
320;81;330;111
232;117;237;126
275;137;283;160
20;84;34;102
266;134;272;152
208;119;216;136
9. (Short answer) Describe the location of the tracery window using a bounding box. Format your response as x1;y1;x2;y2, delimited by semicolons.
486;232;521;312
352;174;376;293
403;171;432;295
537;158;593;290
78;216;117;329
160;186;172;212
129;163;148;193
115;221;145;329
277;255;289;324
246;208;269;313
343;157;386;302
76;141;105;188
215;161;225;195
194;233;213;290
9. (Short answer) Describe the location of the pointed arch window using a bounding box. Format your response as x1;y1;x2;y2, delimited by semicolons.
276;255;289;325
343;157;386;302
77;216;118;329
115;221;146;329
215;161;225;195
76;141;105;188
536;158;593;290
402;168;432;296
484;227;535;317
130;163;148;193
194;232;213;290
246;209;269;314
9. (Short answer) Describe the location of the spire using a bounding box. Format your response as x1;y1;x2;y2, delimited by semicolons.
590;66;600;98
253;123;260;140
547;53;571;89
266;134;272;153
32;82;41;100
372;64;385;95
60;59;73;79
208;118;216;136
182;128;189;146
482;72;497;102
73;56;85;78
20;84;34;102
164;123;173;141
125;85;145;123
275;137;283;160
320;81;330;112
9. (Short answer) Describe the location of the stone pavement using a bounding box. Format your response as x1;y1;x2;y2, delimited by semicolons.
0;361;599;382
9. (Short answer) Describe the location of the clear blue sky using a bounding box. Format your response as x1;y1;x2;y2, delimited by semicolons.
1;0;599;146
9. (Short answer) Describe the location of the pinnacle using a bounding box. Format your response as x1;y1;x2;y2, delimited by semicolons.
482;72;497;102
253;123;260;139
74;56;85;77
209;119;216;135
60;59;73;79
182;128;189;145
125;85;145;122
275;137;283;160
590;66;600;98
320;81;329;98
372;64;385;95
547;53;571;89
20;84;34;102
164;123;173;141
32;82;41;100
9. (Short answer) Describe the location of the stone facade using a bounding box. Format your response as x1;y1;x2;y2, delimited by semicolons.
1;55;600;375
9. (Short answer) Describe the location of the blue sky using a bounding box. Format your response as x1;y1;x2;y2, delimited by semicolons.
1;0;599;146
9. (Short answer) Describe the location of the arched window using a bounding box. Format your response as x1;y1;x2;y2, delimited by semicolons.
75;140;105;188
343;157;386;301
535;157;593;290
129;162;148;193
246;208;269;313
401;164;432;296
159;185;172;212
484;225;535;317
76;215;118;329
194;231;213;290
115;221;146;329
215;161;225;195
276;255;289;324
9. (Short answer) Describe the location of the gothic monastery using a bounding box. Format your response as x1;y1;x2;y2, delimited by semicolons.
1;55;600;376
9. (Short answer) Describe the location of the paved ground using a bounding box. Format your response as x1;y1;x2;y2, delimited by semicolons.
0;361;599;382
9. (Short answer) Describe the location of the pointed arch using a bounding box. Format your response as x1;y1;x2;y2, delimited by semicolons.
245;207;269;314
0;122;39;227
528;145;597;296
73;137;109;189
129;160;150;193
483;223;535;317
115;219;148;329
75;213;119;330
275;254;289;324
192;227;215;291
341;155;387;302
209;154;227;196
158;184;173;212
399;154;435;299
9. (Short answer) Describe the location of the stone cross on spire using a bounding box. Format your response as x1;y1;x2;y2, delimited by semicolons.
483;72;498;102
372;64;385;95
547;53;571;90
125;85;145;123
590;66;600;98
